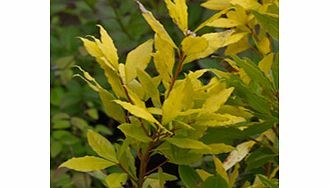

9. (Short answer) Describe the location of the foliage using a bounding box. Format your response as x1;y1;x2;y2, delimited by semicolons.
54;0;279;187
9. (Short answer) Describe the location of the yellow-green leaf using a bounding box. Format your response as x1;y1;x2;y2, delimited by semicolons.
114;100;161;127
194;113;245;127
201;0;231;10
202;87;234;113
162;78;193;125
137;69;161;107
125;39;153;82
60;156;115;172
96;25;119;70
105;173;128;188
80;37;103;58
183;30;234;64
258;53;274;78
87;130;118;163
213;157;229;184
229;164;240;188
118;123;152;143
223;141;255;170
166;138;211;150
196;169;212;181
137;1;177;48
182;36;208;55
164;0;188;33
225;35;249;55
192;143;235;154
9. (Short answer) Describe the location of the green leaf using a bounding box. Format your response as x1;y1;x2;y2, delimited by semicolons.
86;108;99;120
52;120;71;129
118;123;152;143
60;156;115;172
71;117;89;132
192;143;234;154
257;174;279;188
179;165;202;188
87;130;118;163
105;173;128;188
95;124;113;136
50;140;63;158
166;138;211;150
232;55;274;92
272;53;279;90
201;175;228;188
252;11;279;40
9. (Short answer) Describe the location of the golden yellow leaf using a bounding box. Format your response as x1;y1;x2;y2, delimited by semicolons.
196;169;212;181
125;39;153;82
231;0;261;10
194;8;231;32
225;35;250;55
202;87;235;113
181;36;208;55
254;30;271;55
137;1;177;48
164;0;188;33
223;32;248;47
154;34;175;74
183;30;234;64
96;25;119;70
114;100;161;127
258;53;274;78
207;18;242;28
213;157;229;184
60;156;115;172
162;78;193;125
201;0;231;10
79;37;102;58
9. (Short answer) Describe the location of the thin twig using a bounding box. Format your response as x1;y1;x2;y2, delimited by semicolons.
145;159;169;176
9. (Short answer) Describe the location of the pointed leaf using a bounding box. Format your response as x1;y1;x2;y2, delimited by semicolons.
179;165;202;188
125;39;153;82
164;0;188;33
87;130;118;163
223;141;255;170
137;1;177;48
166;138;211;150
252;11;279;40
118;123;151;143
96;25;119;69
105;173;128;188
213;157;229;184
201;175;228;188
182;36;208;55
60;156;115;172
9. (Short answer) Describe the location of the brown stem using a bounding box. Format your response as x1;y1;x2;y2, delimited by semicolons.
166;54;186;98
138;142;154;188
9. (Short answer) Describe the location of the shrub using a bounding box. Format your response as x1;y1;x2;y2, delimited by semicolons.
58;0;279;187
